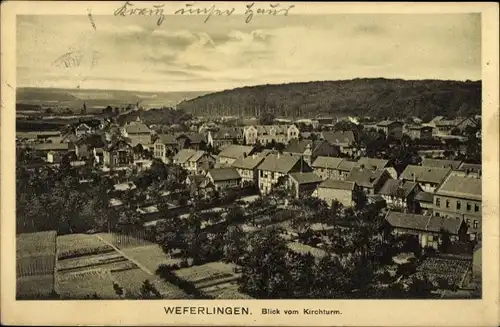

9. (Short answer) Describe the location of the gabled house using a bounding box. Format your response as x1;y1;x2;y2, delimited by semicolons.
231;153;268;186
207;127;244;149
283;139;340;165
243;125;259;145
206;167;242;191
346;167;391;195
257;153;311;195
313;179;358;207
172;149;215;175
379;179;421;212
186;151;216;175
311;156;345;180
153;134;179;163
103;139;134;169
376;120;404;139
427;116;477;137
217;144;255;165
356;157;398;179
385;211;468;250
176;133;206;150
74;123;93;137
288;172;323;199
399;165;451;193
74;134;106;160
172;149;197;169
123;117;152;145
320;130;358;156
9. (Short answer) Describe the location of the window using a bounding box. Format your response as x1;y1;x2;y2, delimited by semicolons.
466;203;471;211
456;201;461;210
435;198;441;207
474;204;480;212
435;212;440;217
446;200;450;208
473;220;479;229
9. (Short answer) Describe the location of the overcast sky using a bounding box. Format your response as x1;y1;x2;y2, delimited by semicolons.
17;13;480;92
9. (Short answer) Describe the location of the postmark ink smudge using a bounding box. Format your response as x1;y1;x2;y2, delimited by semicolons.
88;9;97;31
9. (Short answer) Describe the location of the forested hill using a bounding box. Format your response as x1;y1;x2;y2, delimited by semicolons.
177;79;481;120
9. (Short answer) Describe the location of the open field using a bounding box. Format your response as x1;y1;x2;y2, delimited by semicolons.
57;234;114;260
56;269;119;299
121;244;182;273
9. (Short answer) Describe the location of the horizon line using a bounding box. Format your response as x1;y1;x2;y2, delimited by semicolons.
16;77;482;95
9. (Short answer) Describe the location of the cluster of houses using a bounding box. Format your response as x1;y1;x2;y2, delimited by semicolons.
17;114;482;252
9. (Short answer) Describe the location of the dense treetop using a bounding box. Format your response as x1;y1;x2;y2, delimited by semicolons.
177;78;481;121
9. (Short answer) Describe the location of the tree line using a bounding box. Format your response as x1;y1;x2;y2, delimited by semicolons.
177;78;481;121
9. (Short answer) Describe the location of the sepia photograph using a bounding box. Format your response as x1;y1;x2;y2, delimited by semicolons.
2;1;499;326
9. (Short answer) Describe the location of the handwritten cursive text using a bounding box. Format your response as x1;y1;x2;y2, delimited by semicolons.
245;3;295;23
174;3;235;23
114;1;166;26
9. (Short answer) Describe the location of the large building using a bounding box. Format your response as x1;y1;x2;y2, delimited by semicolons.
433;172;482;240
243;124;300;145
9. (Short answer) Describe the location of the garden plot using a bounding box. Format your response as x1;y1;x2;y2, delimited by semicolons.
17;275;54;299
175;262;241;295
416;256;472;287
96;232;155;250
57;252;136;273
57;234;114;260
56;269;118;299
112;268;189;299
16;231;57;258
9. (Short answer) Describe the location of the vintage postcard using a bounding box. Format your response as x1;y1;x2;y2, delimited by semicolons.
1;1;499;326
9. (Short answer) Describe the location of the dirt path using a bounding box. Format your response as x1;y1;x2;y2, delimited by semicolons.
95;234;154;275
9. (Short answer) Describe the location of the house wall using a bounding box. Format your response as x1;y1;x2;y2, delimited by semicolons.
258;170;286;195
236;168;256;184
313;167;342;181
314;187;354;207
210;177;241;191
287;125;300;143
244;127;258;145
392;228;460;250
433;194;481;239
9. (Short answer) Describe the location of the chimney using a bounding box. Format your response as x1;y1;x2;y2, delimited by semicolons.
360;164;365;169
252;153;256;159
412;172;416;183
277;153;280;159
